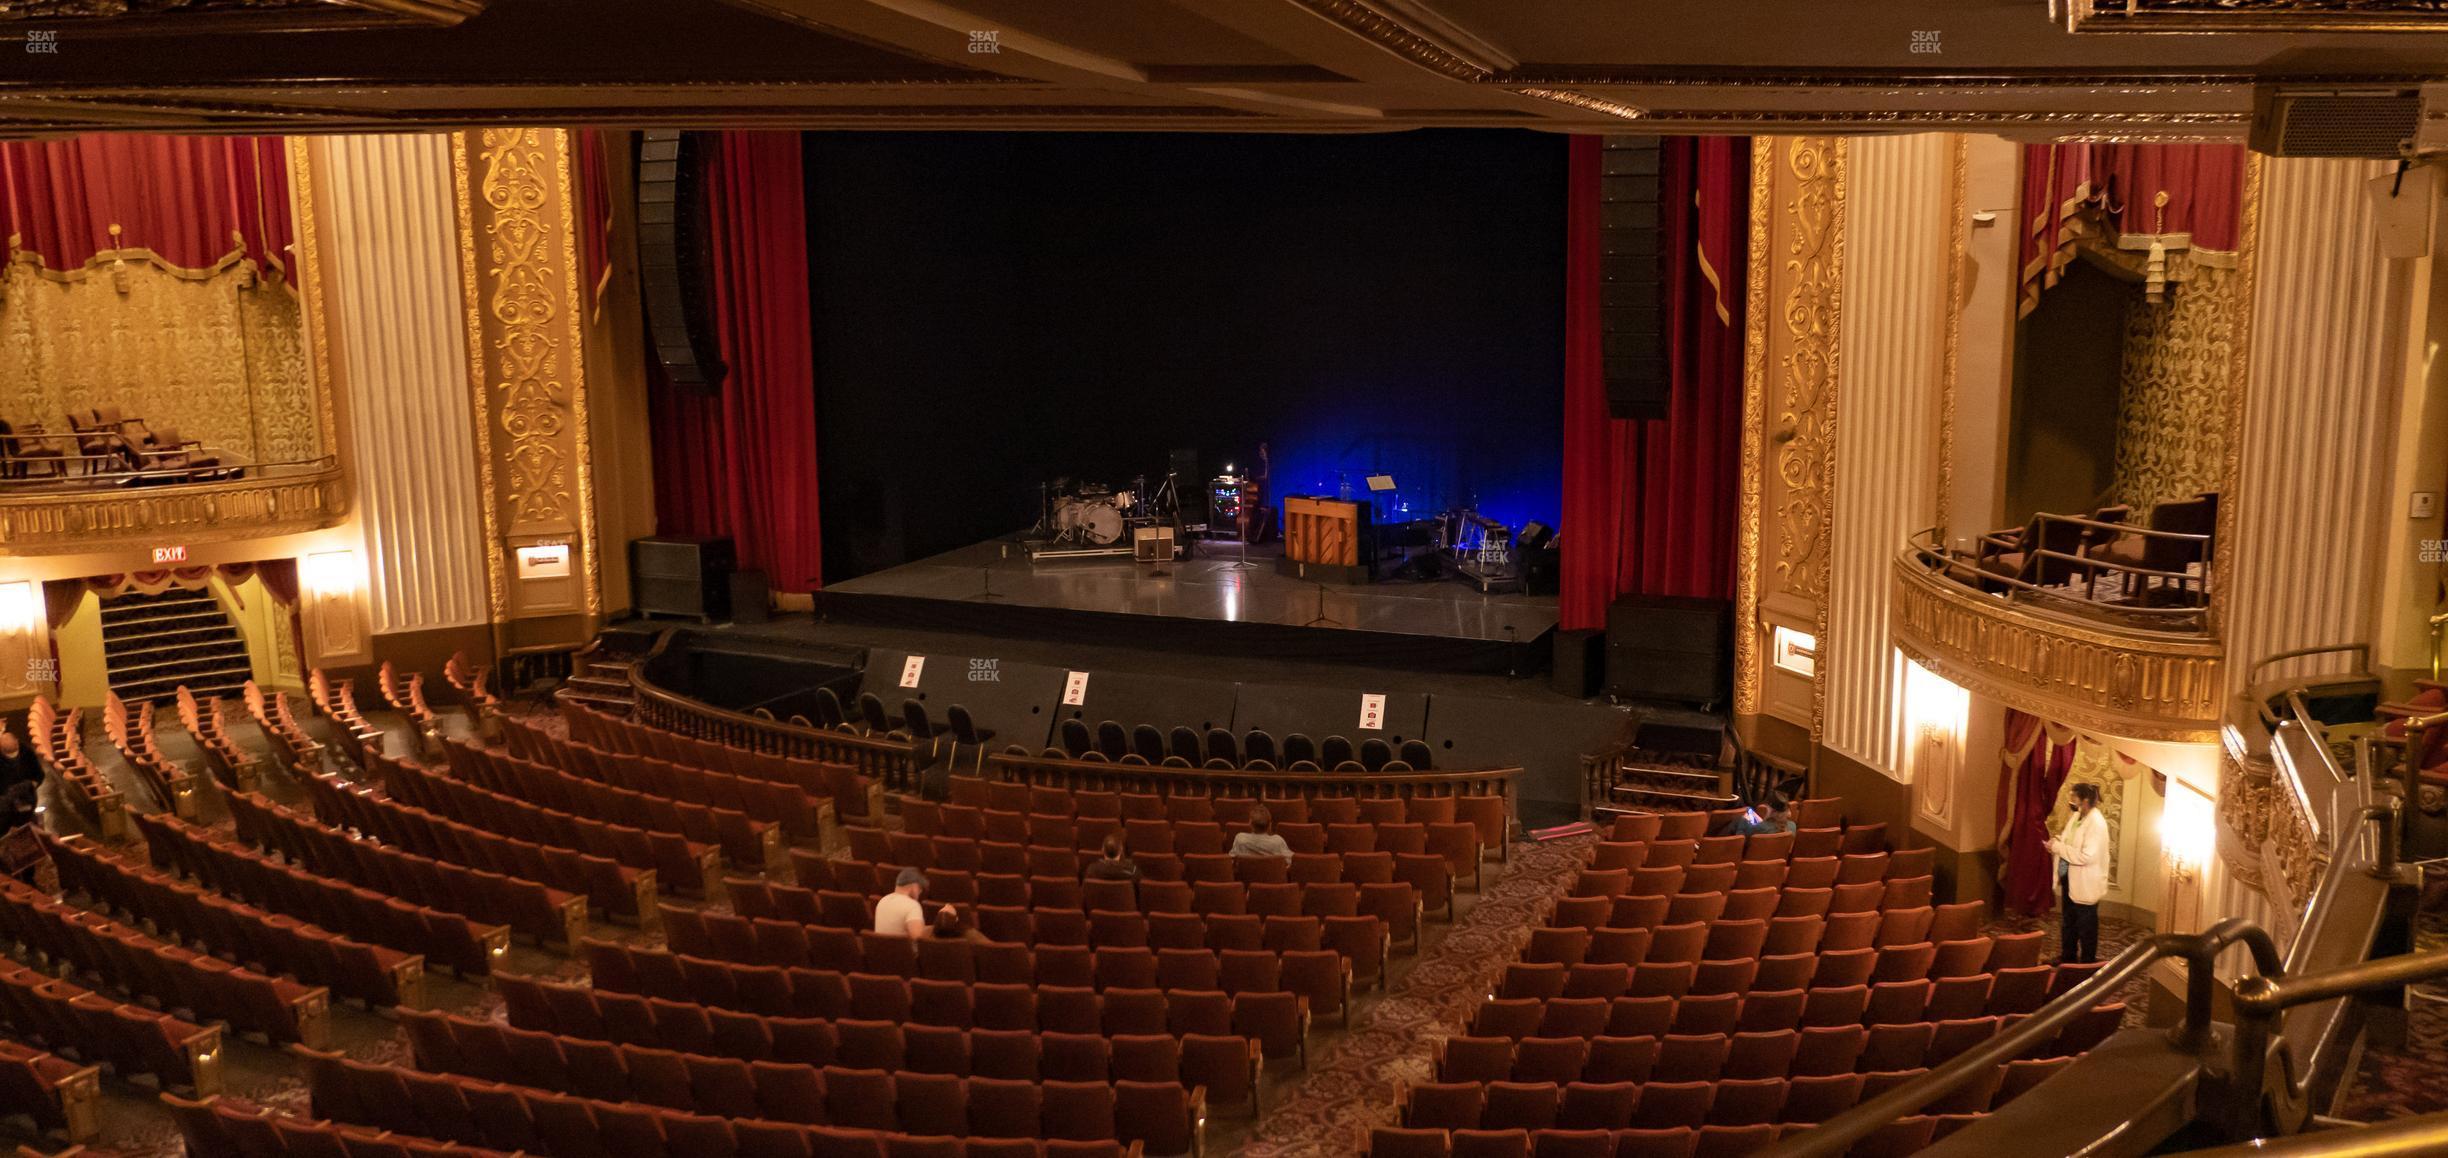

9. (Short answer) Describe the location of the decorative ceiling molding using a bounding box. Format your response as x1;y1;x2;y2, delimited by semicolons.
1282;0;1496;81
1508;87;1645;121
0;0;474;33
2067;0;2448;33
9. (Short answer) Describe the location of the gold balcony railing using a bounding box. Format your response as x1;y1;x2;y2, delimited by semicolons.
0;455;345;554
1893;530;2225;742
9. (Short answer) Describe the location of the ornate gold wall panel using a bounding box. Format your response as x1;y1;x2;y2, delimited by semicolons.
2113;262;2241;510
0;258;318;464
1736;136;1845;730
1891;552;2225;741
451;127;600;640
1774;138;1843;605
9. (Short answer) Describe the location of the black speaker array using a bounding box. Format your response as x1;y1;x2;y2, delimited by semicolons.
632;536;736;622
635;131;728;393
1600;137;1667;421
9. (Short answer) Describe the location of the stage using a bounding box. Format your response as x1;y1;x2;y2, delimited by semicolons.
812;536;1560;674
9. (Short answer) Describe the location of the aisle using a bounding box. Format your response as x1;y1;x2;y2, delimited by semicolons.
1238;834;1595;1157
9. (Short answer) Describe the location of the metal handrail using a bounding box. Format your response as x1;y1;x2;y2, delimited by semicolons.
2170;1111;2448;1157
1766;918;2284;1158
1905;529;2214;632
0;451;331;492
2248;643;2374;689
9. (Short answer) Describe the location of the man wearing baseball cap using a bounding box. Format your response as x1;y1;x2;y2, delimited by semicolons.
875;866;938;938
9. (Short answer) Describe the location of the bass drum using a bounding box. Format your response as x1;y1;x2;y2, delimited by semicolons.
1054;497;1126;546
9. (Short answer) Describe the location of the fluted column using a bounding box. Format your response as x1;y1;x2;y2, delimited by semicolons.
2219;157;2411;688
309;133;488;660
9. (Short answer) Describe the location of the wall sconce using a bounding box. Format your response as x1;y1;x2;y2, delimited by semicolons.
2162;780;2215;882
302;550;365;658
1771;626;1818;678
0;581;37;638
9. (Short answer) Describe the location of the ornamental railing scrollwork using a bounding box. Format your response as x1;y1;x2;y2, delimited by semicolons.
1891;538;2224;742
0;457;345;553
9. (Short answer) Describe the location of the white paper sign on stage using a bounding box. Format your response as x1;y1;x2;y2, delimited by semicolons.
1063;671;1090;706
1359;693;1386;731
900;656;926;688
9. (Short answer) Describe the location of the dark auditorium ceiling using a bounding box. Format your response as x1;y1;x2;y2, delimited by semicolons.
4;0;2448;138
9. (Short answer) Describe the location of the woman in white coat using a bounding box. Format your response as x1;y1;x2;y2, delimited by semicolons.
2045;781;2109;964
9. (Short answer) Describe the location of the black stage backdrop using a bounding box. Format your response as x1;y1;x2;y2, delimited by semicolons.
804;130;1567;582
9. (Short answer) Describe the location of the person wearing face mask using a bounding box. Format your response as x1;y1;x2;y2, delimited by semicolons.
2044;782;2109;964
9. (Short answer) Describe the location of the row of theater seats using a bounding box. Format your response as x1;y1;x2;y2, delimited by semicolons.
0;958;219;1096
42;832;422;1009
940;778;1497;831
244;681;327;778
167;1094;515;1158
368;752;713;900
1366;1117;1949;1158
584;938;1321;1054
1435;1023;2098;1087
177;685;263;797
0;1037;95;1143
497;969;1288;1085
794;852;1438;935
445;737;779;869
664;904;1375;1007
560;703;881;827
100;692;205;821
866;816;1484;889
761;870;1405;953
0;875;326;1048
309;668;391;769
29;698;125;843
912;790;1504;860
228;790;585;948
500;719;828;841
133;811;507;977
404;1007;1228;1140
1529;899;1997;963
299;1045;1172;1158
297;771;649;922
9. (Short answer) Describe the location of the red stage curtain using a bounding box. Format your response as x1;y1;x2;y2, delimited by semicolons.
647;132;825;591
575;130;615;321
1560;135;1750;631
0;134;292;273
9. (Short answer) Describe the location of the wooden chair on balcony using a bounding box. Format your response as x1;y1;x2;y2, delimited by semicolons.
0;419;73;480
64;406;135;473
1973;514;2088;593
2092;493;2217;605
125;422;227;481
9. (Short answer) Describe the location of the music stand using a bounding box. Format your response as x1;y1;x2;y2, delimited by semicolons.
1301;580;1345;629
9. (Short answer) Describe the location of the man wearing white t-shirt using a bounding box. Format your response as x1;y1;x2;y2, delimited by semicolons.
874;867;935;938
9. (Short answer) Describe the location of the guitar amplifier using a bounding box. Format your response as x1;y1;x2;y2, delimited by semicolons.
1133;526;1176;563
632;536;736;622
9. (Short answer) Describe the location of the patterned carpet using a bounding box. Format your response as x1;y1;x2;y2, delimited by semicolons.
1238;834;1594;1158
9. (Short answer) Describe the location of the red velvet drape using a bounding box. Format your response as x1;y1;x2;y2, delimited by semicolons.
0;134;292;273
2019;142;2245;315
1560;136;1750;631
647;132;825;591
2000;715;2080;917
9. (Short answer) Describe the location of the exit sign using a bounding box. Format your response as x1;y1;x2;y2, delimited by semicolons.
152;546;187;564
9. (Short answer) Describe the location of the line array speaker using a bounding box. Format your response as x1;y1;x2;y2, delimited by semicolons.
1600;136;1667;421
632;536;736;622
1605;593;1729;707
636;130;728;393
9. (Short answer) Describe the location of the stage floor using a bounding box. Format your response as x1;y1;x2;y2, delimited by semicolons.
828;537;1559;644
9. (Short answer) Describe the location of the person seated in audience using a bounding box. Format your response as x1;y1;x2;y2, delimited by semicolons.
1085;834;1139;881
875;866;936;937
1230;806;1293;861
1716;793;1795;838
931;904;987;942
0;731;37;797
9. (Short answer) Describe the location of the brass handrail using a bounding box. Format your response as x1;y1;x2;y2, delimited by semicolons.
1905;529;2212;632
0;451;332;492
2248;643;2373;689
2170;1112;2448;1157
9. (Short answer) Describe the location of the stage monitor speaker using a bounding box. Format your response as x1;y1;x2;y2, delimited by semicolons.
632;536;736;622
1601;136;1668;421
636;130;728;393
1605;594;1729;706
1133;526;1175;563
1551;629;1602;698
729;569;771;624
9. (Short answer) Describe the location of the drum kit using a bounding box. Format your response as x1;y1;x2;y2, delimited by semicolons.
1024;473;1180;560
